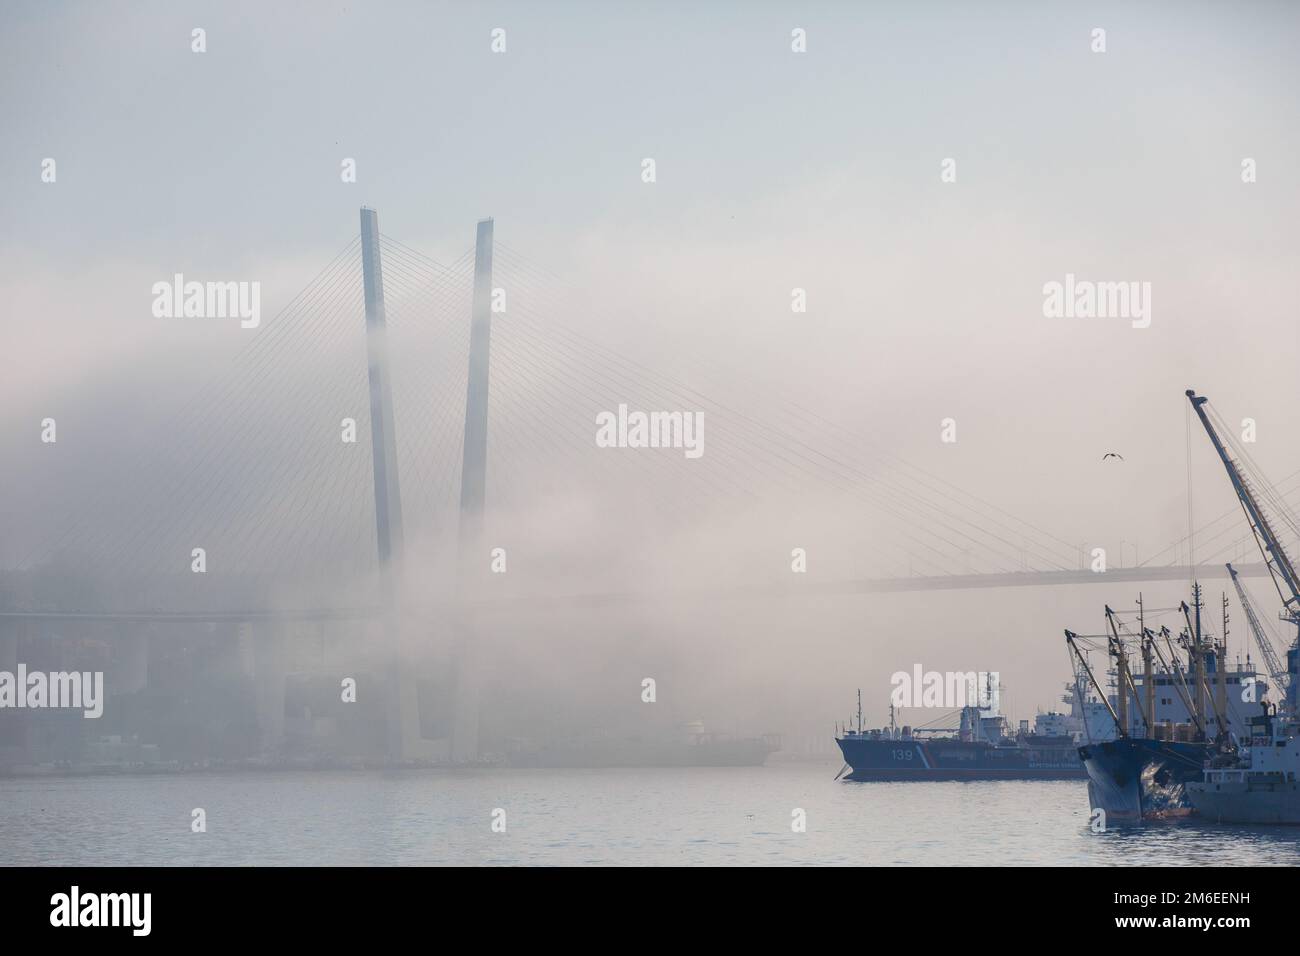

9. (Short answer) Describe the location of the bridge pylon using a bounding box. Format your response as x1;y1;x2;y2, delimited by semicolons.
451;218;494;762
459;217;493;541
360;206;406;578
359;207;408;762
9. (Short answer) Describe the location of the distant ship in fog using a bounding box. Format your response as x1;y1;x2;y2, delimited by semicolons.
505;721;780;768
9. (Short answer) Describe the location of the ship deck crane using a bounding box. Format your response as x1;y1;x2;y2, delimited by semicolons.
1105;605;1151;736
1065;630;1124;737
1227;561;1290;696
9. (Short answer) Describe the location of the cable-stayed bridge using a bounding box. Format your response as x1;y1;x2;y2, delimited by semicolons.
2;209;1293;761
3;210;1287;615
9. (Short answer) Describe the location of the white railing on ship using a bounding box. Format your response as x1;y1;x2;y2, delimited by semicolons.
1204;769;1248;783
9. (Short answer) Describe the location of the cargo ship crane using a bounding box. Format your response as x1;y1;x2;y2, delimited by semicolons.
1227;562;1290;697
1065;630;1124;737
1186;389;1300;711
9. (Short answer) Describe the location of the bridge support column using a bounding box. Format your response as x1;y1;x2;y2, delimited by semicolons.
459;218;493;542
0;621;23;766
360;213;405;568
360;206;408;764
110;624;149;696
451;217;494;762
0;619;16;672
450;636;480;763
397;664;450;763
250;624;286;754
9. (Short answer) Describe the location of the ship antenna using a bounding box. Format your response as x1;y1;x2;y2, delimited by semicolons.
857;688;863;734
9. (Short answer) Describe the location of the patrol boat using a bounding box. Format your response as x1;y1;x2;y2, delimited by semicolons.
835;685;1089;781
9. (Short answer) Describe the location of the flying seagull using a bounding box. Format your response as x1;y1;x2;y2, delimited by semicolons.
1102;452;1124;461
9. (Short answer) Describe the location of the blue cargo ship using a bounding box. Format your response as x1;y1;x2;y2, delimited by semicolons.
1078;737;1210;822
1066;596;1272;824
1067;390;1300;824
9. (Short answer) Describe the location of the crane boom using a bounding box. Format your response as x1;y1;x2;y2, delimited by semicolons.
1065;630;1123;736
1227;562;1290;694
1186;390;1300;617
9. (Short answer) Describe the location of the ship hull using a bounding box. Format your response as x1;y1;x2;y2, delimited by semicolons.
1079;738;1208;824
836;736;1086;781
1187;779;1300;824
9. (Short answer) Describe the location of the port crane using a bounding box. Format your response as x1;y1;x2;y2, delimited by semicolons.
1187;389;1300;709
1227;562;1290;697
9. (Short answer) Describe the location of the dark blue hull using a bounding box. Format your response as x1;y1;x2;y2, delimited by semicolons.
836;735;1085;780
1078;738;1209;824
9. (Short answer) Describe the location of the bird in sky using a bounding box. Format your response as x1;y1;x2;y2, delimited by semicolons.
1102;452;1124;461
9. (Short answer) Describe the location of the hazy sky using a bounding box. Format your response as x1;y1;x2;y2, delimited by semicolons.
4;1;1300;730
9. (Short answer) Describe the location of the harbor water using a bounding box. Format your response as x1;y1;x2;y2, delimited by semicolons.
4;760;1300;866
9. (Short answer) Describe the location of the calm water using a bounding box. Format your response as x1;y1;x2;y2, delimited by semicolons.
4;760;1300;866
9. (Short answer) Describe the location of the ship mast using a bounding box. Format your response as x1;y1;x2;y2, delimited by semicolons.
1155;624;1206;739
1105;605;1149;735
1139;594;1156;732
1181;594;1206;737
1218;592;1230;734
1181;586;1230;740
